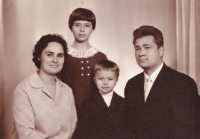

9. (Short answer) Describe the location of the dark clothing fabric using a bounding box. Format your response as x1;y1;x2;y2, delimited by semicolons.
58;52;107;110
123;64;200;139
72;92;125;139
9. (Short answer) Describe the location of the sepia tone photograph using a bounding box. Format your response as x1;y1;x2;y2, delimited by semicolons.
0;0;200;138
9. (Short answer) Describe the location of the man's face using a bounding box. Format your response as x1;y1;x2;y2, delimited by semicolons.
134;35;164;74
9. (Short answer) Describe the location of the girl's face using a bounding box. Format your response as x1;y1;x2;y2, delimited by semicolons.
39;42;64;76
71;20;94;42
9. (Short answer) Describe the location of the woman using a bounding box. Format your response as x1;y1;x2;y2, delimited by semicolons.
12;34;77;139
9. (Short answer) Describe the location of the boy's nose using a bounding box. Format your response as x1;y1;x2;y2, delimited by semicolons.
103;80;108;84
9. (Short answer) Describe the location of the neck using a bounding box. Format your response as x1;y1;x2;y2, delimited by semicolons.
72;41;91;50
38;70;56;86
144;61;163;76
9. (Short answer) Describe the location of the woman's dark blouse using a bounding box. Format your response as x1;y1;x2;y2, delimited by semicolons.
58;46;107;110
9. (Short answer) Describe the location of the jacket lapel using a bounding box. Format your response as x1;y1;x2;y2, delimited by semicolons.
145;64;171;104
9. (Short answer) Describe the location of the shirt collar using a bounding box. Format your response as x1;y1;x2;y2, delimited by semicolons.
29;71;63;88
144;63;164;83
99;90;114;96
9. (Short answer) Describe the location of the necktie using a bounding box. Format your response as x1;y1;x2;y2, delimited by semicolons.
144;77;153;101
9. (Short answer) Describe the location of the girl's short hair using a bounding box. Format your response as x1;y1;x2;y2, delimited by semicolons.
93;60;120;77
32;34;67;69
69;8;96;30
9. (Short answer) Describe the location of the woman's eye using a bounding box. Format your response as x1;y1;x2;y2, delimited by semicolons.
47;53;52;56
58;54;64;58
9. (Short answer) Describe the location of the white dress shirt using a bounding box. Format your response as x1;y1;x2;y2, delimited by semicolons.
100;91;114;107
144;63;164;101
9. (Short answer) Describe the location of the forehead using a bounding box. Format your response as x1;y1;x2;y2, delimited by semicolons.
95;70;117;76
73;20;92;24
42;42;64;53
135;35;155;46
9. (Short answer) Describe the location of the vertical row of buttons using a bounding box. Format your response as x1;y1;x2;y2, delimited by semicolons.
81;60;90;76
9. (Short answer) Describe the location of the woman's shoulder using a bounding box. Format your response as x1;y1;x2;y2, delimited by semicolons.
57;78;72;91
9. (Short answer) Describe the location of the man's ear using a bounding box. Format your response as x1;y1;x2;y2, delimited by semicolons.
159;46;165;57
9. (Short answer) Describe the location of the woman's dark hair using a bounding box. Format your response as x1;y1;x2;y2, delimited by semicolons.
32;34;67;69
133;25;164;48
69;8;96;30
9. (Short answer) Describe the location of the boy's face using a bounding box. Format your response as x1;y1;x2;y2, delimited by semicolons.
71;20;94;42
94;70;118;95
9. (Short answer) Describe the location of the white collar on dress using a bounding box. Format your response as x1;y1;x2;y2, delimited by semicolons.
67;45;99;58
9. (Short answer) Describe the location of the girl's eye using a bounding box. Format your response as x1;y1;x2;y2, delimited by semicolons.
74;24;80;27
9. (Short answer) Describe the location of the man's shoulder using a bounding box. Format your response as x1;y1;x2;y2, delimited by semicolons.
127;72;144;83
163;65;196;84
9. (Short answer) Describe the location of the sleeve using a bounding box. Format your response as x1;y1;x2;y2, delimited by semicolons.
69;90;77;138
12;87;44;139
72;99;91;139
171;78;200;139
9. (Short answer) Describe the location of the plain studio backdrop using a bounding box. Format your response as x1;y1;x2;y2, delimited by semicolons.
1;0;199;138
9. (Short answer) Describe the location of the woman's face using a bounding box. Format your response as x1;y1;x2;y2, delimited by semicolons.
39;42;64;76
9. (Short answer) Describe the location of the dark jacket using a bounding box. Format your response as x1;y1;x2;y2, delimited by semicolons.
124;64;200;139
72;92;125;139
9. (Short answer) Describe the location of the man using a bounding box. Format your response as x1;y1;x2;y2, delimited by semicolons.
124;25;200;139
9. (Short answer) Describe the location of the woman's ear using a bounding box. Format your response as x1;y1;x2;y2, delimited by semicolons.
38;57;41;60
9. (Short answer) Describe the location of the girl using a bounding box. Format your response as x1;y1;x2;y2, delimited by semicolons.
12;34;77;139
58;8;107;110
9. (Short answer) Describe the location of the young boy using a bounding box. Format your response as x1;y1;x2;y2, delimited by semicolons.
72;60;125;139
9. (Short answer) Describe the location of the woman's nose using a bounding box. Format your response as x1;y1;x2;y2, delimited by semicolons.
53;56;58;63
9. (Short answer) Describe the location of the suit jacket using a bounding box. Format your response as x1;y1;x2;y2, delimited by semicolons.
72;92;125;139
124;64;200;139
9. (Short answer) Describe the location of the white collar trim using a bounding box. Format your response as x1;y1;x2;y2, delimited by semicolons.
68;45;99;58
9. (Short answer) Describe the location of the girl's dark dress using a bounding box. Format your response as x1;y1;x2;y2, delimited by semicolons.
58;46;107;110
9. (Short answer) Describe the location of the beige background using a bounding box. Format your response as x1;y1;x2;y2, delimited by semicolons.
2;0;176;138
